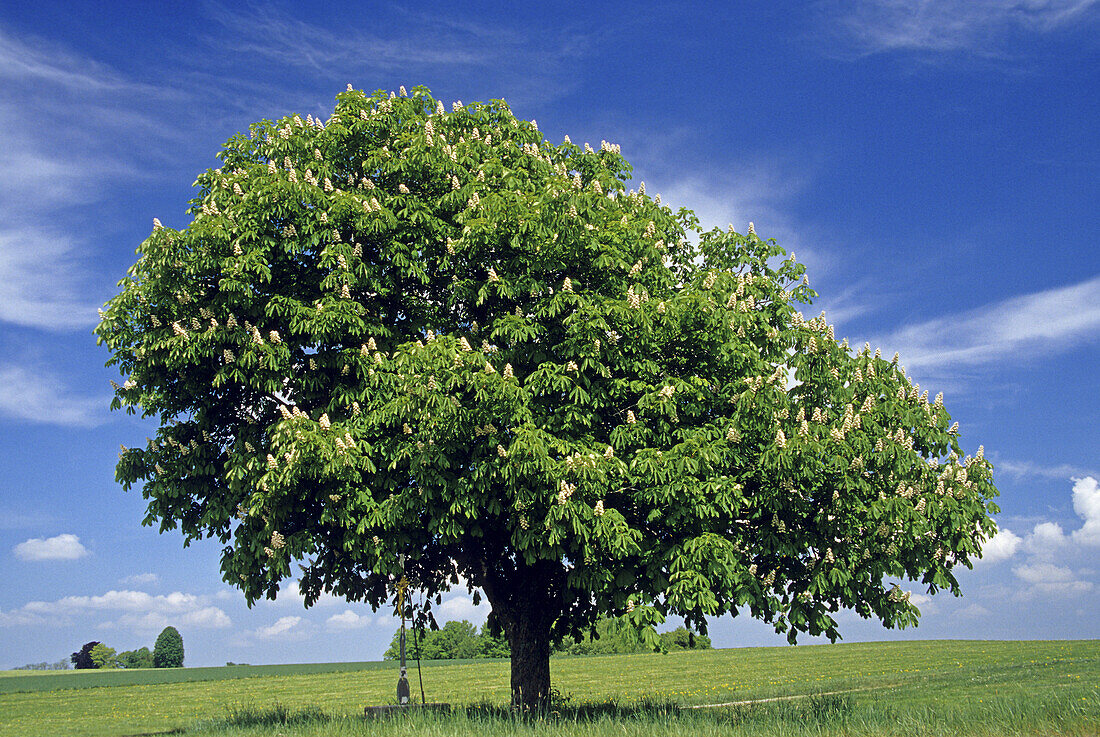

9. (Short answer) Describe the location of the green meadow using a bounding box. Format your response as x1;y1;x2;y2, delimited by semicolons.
1;640;1097;737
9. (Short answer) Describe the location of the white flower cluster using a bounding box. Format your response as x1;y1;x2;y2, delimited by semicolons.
557;480;575;505
594;500;605;517
659;385;675;399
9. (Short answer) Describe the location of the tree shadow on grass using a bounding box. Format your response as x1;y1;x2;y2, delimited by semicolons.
193;692;856;731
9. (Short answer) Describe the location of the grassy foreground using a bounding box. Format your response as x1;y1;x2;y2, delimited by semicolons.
0;640;1096;736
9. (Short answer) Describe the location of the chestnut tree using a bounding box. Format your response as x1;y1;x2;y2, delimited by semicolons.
97;85;999;709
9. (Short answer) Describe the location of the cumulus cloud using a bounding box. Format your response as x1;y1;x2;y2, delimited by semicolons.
979;528;1022;563
1012;562;1093;595
326;609;373;630
435;590;490;625
0;588;231;630
983;476;1100;597
1070;476;1100;546
13;533;88;561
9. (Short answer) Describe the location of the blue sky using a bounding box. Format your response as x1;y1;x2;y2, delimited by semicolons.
1;1;1098;669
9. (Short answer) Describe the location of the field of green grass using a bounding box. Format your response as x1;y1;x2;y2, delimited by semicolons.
0;640;1096;737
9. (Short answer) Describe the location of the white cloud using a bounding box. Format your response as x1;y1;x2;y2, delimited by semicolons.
979;528;1022;563
824;0;1098;57
995;459;1098;480
13;533;88;561
0;25;142;91
327;609;372;630
202;5;589;107
1012;562;1093;595
985;477;1100;597
254;616;303;638
908;592;935;614
957;603;991;617
0;362;108;428
870;274;1100;374
120;573;159;587
1070;476;1100;546
1;588;231;630
435;590;489;626
0;228;101;332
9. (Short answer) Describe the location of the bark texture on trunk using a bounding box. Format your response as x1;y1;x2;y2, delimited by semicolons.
505;610;551;711
477;557;560;712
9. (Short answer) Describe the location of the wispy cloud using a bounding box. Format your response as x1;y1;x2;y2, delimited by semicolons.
0;228;100;332
0;362;108;428
994;458;1099;480
0;26;147;91
252;615;305;639
869;274;1100;374
200;3;592;107
12;533;89;561
120;573;160;587
821;0;1099;57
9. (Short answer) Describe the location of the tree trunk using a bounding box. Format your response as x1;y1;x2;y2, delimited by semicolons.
476;557;558;712
505;607;552;711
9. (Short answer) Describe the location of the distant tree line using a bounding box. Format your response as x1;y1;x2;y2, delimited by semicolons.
384;618;711;661
69;626;184;669
13;659;71;670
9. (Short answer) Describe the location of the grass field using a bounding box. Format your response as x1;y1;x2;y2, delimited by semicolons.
0;640;1097;736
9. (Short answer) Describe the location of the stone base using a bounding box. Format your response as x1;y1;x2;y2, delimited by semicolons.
364;703;452;718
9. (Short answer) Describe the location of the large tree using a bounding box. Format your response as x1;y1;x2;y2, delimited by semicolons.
97;85;998;709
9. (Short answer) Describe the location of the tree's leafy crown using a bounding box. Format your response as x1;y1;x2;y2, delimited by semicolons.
97;85;998;646
153;625;184;668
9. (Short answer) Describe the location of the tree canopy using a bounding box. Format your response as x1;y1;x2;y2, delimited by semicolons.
97;85;999;708
153;626;184;668
71;641;100;670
